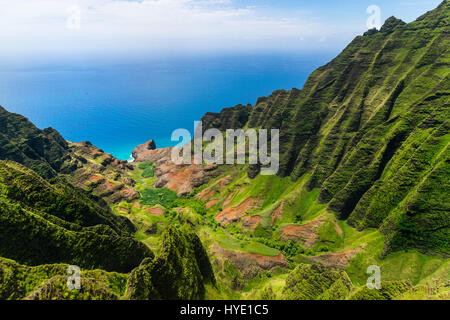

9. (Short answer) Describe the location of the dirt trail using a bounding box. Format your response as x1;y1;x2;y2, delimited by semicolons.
213;244;288;278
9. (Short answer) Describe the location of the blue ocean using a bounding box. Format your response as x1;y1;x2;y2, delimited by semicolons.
0;53;334;160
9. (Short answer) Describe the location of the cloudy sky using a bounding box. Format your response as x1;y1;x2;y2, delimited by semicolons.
0;0;442;60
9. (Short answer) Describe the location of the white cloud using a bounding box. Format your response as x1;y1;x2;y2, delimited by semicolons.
0;0;359;58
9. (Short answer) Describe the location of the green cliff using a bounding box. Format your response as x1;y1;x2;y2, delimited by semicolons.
201;1;450;257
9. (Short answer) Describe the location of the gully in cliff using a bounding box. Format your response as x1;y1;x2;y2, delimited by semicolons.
170;121;279;175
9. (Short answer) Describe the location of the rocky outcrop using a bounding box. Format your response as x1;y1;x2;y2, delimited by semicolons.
241;215;262;233
131;141;219;196
131;139;157;161
155;163;217;196
282;264;354;300
193;1;450;255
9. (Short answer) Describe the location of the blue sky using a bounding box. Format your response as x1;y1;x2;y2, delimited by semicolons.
0;0;442;60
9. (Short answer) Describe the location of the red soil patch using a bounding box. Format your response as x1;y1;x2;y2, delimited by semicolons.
146;207;164;216
153;161;217;197
133;144;219;196
103;180;116;190
222;192;235;208
242;215;262;233
95;180;117;198
87;174;104;185
118;207;129;213
88;174;103;182
213;244;288;278
281;217;325;248
308;247;362;269
132;203;142;208
247;252;287;270
271;201;284;225
215;198;257;226
206;199;219;209
196;176;231;201
208;175;231;189
163;165;207;196
334;221;343;237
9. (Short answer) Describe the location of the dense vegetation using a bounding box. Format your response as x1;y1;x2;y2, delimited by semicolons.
0;1;448;301
126;226;215;299
0;106;75;178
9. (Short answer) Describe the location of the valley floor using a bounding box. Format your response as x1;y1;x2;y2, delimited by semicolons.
110;161;449;300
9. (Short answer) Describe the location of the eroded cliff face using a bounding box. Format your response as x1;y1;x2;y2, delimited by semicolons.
198;1;450;256
0;160;153;273
126;226;215;300
0;2;448;301
0;106;74;178
68;141;140;203
131;140;219;196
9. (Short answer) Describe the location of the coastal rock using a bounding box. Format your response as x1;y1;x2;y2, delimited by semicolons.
280;217;325;248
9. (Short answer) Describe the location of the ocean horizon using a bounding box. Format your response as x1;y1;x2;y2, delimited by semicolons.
0;53;335;160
